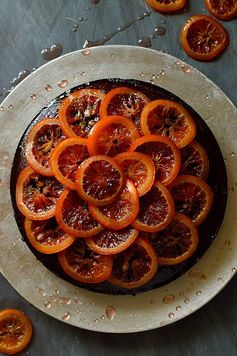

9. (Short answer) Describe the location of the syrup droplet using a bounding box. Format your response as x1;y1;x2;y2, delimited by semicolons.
94;319;99;323
205;94;209;100
8;105;13;110
138;37;152;48
72;24;79;32
50;296;72;305
168;312;174;318
160;70;165;76
44;301;51;309
11;70;31;87
184;298;190;304
162;294;175;304
53;289;60;294
232;267;236;272
58;80;68;88
0;87;11;98
31;94;36;100
12;238;20;246
75;298;82;305
176;306;181;311
62;312;71;321
80;72;86;77
82;48;90;56
0;152;10;169
155;26;166;36
38;288;47;297
41;43;63;61
45;84;52;92
196;290;202;296
0;106;4;111
106;305;116;320
181;65;191;73
231;152;235;157
218;277;223;282
189;270;207;280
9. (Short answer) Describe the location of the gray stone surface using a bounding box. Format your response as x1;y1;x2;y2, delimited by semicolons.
0;0;237;355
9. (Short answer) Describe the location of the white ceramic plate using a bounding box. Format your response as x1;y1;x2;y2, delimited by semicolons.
0;45;237;333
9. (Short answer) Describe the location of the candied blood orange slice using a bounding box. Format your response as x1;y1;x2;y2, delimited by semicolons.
24;217;75;254
87;116;140;157
100;87;150;130
50;137;89;190
55;189;103;237
146;0;187;12
108;237;158;289
58;89;105;138
140;100;196;148
133;180;175;232
76;155;125;206
205;0;237;21
0;309;33;355
130;134;181;186
170;175;214;225
180;140;209;180
149;213;199;265
86;226;139;255
89;179;139;230
16;167;64;220
58;239;113;283
115;151;155;196
180;15;229;61
25;118;66;176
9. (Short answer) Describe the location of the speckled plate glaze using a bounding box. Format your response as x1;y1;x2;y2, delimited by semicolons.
0;45;236;333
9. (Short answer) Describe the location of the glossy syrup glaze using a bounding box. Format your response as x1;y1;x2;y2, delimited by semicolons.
10;78;227;295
